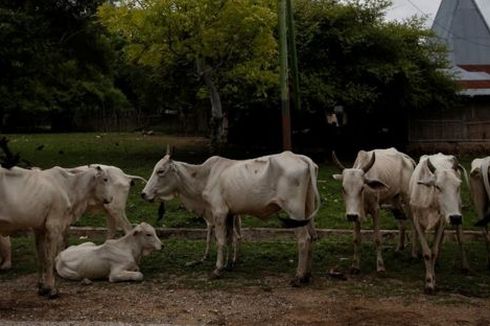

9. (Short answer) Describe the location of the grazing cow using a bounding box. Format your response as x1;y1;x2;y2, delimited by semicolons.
469;157;490;267
141;151;320;284
409;153;469;294
0;166;113;298
332;148;416;273
0;165;146;271
56;222;162;282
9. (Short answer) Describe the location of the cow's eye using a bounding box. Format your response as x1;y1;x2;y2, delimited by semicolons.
157;169;165;175
435;185;441;191
103;178;108;182
146;233;152;237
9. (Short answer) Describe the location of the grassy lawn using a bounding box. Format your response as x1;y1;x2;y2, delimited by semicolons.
2;234;490;298
3;132;479;230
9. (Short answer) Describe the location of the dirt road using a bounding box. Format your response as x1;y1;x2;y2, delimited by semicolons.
1;274;489;325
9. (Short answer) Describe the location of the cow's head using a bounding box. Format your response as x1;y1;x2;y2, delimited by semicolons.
141;149;179;202
332;151;388;222
91;166;114;205
417;157;463;225
132;222;162;255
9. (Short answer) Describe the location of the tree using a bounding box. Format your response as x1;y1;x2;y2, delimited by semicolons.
293;0;458;149
0;0;129;131
99;0;278;151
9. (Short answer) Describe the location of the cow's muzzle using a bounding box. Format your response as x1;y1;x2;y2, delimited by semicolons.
346;214;359;222
141;192;154;202
449;214;462;226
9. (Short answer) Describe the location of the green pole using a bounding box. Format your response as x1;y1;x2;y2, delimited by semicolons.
279;0;291;150
287;0;301;111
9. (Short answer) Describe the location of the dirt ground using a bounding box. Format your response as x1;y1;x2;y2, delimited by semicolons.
1;274;490;325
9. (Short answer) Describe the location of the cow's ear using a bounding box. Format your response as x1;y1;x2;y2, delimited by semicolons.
470;167;481;178
365;178;389;190
332;174;343;181
417;176;436;187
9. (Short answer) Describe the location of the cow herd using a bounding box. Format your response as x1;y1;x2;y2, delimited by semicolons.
0;148;489;298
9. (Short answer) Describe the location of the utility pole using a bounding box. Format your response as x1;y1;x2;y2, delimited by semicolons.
279;0;291;150
279;0;300;151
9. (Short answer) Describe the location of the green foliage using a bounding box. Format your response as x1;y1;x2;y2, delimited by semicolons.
98;0;279;118
294;0;458;113
0;0;129;131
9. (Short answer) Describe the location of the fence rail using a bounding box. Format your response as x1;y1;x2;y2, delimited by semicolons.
409;119;490;142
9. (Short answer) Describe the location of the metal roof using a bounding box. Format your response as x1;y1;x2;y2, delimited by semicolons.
432;0;490;66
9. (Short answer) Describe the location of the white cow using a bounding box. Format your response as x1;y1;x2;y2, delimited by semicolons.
67;164;147;238
56;222;162;282
332;148;416;273
0;165;146;271
0;166;113;298
469;157;490;267
141;151;320;284
409;153;469;294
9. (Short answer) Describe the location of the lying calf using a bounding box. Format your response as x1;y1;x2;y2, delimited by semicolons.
55;223;162;282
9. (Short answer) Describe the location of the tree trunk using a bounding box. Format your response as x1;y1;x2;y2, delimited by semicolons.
197;57;226;153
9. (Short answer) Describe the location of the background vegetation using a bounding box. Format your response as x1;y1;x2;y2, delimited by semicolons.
0;0;459;152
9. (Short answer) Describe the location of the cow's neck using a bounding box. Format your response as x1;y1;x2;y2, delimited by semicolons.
117;233;144;261
174;161;209;215
56;169;95;221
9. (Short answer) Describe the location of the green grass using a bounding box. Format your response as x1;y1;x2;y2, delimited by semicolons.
3;234;490;298
2;132;480;230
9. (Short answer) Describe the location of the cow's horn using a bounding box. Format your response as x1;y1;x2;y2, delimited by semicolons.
426;158;436;174
166;144;171;156
451;157;459;171
362;152;376;173
332;151;346;171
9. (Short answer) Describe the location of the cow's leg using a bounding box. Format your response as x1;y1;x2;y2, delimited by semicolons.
483;226;490;269
39;224;64;299
231;215;241;268
291;225;312;286
0;236;12;270
185;223;213;267
396;220;406;253
109;264;144;282
430;222;445;290
202;223;213;262
34;229;47;290
413;219;435;294
350;220;361;274
306;221;316;275
455;224;469;272
372;211;385;272
210;214;227;279
105;207;132;239
409;219;419;259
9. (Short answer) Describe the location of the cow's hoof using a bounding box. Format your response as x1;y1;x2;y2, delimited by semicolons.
376;267;386;273
290;274;311;287
208;270;223;280
224;263;235;272
424;286;436;295
185;260;201;267
38;287;59;299
349;267;360;275
81;278;92;286
0;262;12;270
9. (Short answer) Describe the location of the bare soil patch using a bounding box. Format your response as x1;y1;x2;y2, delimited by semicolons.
1;274;490;325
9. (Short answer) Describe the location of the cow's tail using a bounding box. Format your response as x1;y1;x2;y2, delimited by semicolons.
279;158;321;229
